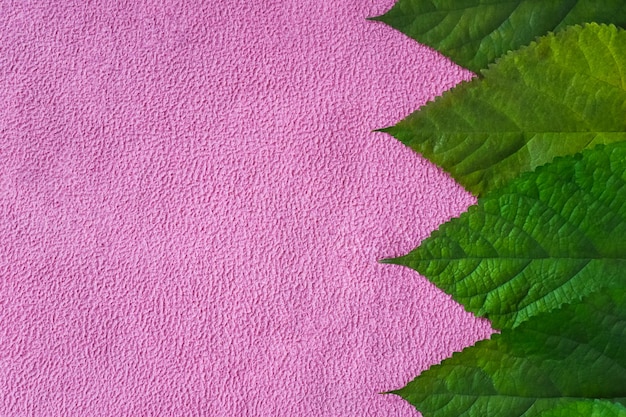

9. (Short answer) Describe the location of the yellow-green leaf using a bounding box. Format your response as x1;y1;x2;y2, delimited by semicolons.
380;24;626;196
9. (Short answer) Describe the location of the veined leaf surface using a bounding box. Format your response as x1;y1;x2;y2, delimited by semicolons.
380;24;626;196
370;0;626;72
536;401;626;417
393;290;626;417
385;142;626;329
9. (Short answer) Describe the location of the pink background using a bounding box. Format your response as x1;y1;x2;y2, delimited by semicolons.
0;1;492;416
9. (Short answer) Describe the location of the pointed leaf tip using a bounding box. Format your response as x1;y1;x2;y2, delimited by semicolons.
372;126;394;134
378;256;407;265
404;142;626;329
381;388;403;396
392;24;626;196
397;290;626;416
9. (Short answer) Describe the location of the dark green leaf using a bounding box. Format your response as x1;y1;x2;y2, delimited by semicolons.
370;0;626;72
393;290;626;417
385;142;626;329
380;24;626;196
535;401;626;417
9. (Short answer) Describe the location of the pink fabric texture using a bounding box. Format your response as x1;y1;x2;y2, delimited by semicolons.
0;1;493;416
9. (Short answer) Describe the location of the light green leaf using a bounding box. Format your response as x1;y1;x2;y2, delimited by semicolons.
536;400;626;417
384;142;626;329
393;290;626;417
370;0;626;73
379;24;626;197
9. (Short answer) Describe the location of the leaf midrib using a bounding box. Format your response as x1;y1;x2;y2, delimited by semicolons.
419;256;626;261
411;130;626;135
419;392;626;401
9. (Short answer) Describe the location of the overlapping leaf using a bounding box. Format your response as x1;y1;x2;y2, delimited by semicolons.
392;290;626;417
379;24;626;196
371;2;626;417
384;142;626;329
370;0;626;72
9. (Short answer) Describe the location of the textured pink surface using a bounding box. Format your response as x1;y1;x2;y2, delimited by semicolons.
0;1;493;416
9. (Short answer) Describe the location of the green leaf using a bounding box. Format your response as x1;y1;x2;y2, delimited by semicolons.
385;141;626;329
535;400;626;417
393;290;626;417
380;24;626;197
370;0;626;73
